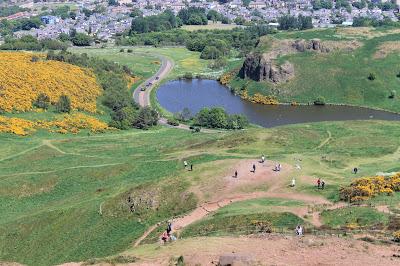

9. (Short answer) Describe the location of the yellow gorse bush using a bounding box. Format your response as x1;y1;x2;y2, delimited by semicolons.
340;173;400;202
0;52;102;113
0;113;110;136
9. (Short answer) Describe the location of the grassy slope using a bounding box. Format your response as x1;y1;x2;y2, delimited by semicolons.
229;28;400;112
1;120;400;264
321;207;390;228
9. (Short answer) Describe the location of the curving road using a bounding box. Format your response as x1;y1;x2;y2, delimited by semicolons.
133;55;174;107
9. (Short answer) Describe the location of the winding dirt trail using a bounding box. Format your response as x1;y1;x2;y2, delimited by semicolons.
134;159;338;247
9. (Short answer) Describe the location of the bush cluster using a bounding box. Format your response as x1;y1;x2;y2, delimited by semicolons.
193;107;248;129
339;173;400;202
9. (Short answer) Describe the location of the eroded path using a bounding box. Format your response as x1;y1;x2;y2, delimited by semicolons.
134;159;337;246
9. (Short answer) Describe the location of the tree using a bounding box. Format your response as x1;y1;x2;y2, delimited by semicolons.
71;33;92;46
297;15;313;30
110;106;137;129
108;0;119;6
133;107;158;129
56;94;71;113
242;0;251;7
200;46;222;59
33;93;50;109
130;8;143;18
278;15;298;30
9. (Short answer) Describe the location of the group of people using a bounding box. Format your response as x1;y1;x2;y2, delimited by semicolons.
316;178;326;190
274;163;282;172
161;222;176;244
183;160;193;171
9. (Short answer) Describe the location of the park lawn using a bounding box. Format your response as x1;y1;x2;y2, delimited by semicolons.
1;120;400;264
321;206;390;228
228;31;400;113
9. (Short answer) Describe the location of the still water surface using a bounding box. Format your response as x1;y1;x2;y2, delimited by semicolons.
157;79;400;127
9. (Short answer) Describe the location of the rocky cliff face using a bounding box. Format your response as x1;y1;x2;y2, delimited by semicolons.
240;39;330;83
239;53;294;83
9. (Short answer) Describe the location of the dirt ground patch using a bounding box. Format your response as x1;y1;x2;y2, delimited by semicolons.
126;235;400;266
374;41;400;59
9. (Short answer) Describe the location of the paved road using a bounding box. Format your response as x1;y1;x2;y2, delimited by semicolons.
133;55;174;107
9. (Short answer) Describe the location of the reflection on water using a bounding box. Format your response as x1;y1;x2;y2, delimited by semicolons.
157;79;400;128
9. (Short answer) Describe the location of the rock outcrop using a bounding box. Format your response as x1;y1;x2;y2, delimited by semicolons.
239;53;294;83
240;39;336;83
292;39;330;53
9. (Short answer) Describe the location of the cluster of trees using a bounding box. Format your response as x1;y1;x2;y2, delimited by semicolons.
0;35;68;51
353;17;400;27
49;5;76;20
46;51;158;129
312;0;333;10
33;92;72;113
193;107;249;129
59;29;93;46
131;10;180;33
278;15;313;30
0;17;42;37
178;7;208;25
121;24;275;58
130;7;233;34
0;5;28;17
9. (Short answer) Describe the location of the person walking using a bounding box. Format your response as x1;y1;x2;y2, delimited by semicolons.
252;164;256;173
167;222;172;235
353;167;358;174
184;160;188;169
261;155;265;163
190;164;193;171
321;180;325;190
291;177;296;187
234;170;238;178
317;178;321;189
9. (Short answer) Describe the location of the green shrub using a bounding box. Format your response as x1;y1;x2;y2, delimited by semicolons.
314;96;326;105
55;94;71;113
368;72;376;81
167;118;179;126
33;93;50;109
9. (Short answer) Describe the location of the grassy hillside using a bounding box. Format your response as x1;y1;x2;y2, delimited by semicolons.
1;120;400;265
228;27;400;113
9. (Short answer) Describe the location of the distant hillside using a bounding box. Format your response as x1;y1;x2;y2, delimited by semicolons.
0;52;102;113
226;27;400;113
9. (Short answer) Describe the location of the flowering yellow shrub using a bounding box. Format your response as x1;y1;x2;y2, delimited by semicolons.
340;173;400;202
0;52;102;113
0;113;110;136
242;92;279;105
47;113;110;133
0;116;36;135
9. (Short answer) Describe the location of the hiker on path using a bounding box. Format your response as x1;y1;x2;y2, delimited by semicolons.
234;170;238;178
321;180;325;190
291;178;296;187
261;155;265;163
353;167;358;174
190;164;193;171
184;160;188;169
167;222;172;235
317;178;321;189
252;164;256;173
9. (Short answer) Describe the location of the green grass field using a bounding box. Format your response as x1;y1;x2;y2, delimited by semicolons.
229;29;400;113
1;120;400;265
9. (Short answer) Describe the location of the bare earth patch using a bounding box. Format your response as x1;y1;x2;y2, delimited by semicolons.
374;41;400;59
125;235;400;266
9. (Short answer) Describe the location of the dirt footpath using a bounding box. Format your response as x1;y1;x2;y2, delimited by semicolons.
128;235;400;266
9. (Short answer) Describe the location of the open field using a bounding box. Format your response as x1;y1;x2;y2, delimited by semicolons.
182;22;239;31
1;120;400;265
229;28;400;113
